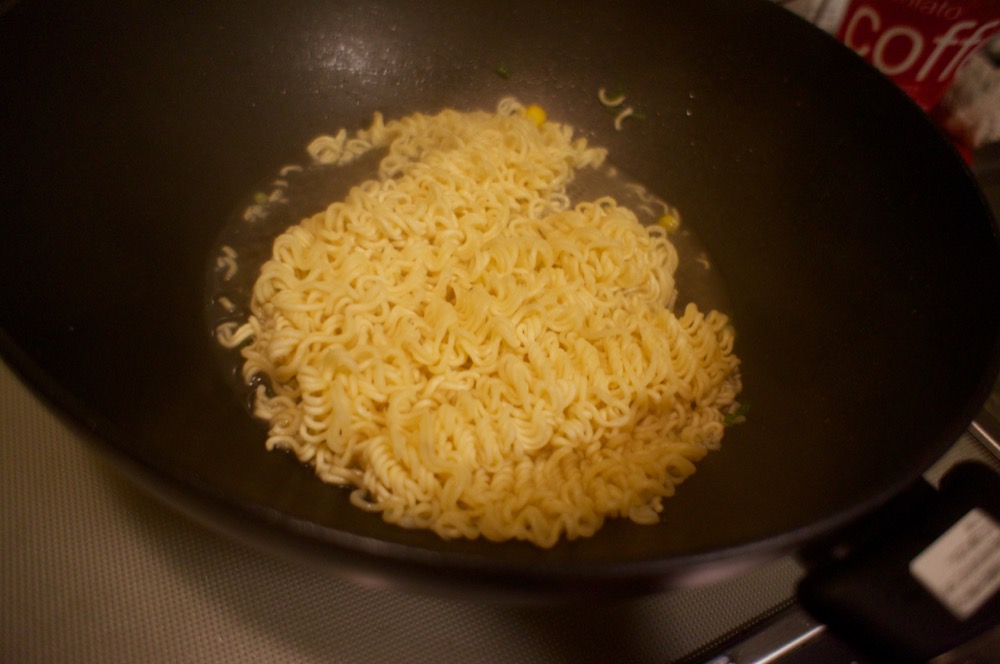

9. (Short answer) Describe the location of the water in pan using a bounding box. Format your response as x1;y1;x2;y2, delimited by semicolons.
205;154;735;409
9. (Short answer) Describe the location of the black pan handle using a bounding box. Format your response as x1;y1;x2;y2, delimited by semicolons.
797;462;1000;662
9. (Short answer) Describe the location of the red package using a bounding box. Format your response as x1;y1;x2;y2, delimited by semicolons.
836;0;1000;112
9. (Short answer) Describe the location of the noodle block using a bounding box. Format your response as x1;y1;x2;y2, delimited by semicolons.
222;99;742;548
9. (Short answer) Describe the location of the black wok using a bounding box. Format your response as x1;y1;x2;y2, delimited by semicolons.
2;0;999;624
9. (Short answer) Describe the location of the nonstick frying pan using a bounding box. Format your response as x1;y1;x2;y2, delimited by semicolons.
2;0;999;621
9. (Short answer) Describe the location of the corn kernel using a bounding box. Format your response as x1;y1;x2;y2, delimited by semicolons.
657;213;680;233
525;104;546;126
